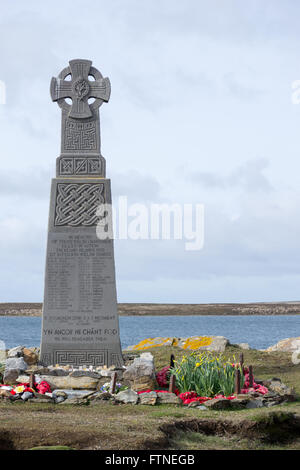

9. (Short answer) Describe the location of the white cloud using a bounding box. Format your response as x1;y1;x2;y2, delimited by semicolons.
0;0;299;302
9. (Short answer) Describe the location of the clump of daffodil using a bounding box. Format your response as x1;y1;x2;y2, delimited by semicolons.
170;351;244;397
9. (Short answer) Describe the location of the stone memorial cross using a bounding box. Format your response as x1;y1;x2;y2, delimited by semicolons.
40;59;123;367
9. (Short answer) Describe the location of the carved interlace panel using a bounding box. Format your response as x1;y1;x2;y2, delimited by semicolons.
55;183;104;226
41;350;120;367
64;120;97;150
59;157;101;176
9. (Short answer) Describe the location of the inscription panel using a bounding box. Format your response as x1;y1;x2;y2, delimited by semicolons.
41;231;122;366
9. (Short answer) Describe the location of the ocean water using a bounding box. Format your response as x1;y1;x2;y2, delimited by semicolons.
0;315;299;351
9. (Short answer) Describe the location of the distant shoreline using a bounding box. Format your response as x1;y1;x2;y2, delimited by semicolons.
0;302;300;316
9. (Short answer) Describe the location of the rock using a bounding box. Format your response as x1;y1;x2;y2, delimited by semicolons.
7;346;24;358
21;391;34;401
70;370;101;379
156;392;182;405
27;398;54;404
139;391;157;405
123;352;157;392
0;389;11;398
54;396;66;404
265;337;300;353
16;375;99;390
3;369;21;384
264;379;296;401
177;336;229;352
246;398;264;409
229;397;250;409
126;337;176;351
125;336;230;352
89;391;112;402
23;348;39;366
59;397;89;405
4;357;28;384
5;357;28;371
203;398;232;410
25;366;51;375
237;343;250;350
52;390;68;398
114;389;138;405
52;389;94;400
37;368;69;377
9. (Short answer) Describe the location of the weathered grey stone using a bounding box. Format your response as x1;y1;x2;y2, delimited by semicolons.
139;391;157;406
229;397;250;409
40;59;123;370
265;337;300;352
123;352;157;392
17;374;99;390
23;348;39;366
6;357;28;371
69;370;101;379
202;398;232;410
237;343;250;350
4;357;28;383
21;392;34;401
7;346;24;358
126;337;176;351
177;336;229;352
3;369;21;384
114;389;138;405
246;399;264;409
52;389;94;400
54;396;66;404
156;392;182;405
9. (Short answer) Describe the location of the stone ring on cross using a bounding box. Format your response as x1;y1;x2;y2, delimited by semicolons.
50;59;111;119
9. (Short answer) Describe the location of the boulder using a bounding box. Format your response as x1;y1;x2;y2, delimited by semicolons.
202;398;232;410
177;336;229;352
265;379;296;401
123;352;157;392
229;397;250;409
5;357;28;371
0;389;11;398
16;375;99;390
265;337;300;353
237;343;250;350
125;336;230;352
139;391;157;405
7;346;24;358
156;392;182;405
114;389;138;405
4;357;28;384
23;348;39;366
126;337;176;351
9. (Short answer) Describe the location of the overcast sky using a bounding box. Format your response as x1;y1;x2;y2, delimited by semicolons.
0;1;300;303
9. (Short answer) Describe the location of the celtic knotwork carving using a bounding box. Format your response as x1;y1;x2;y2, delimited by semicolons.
50;59;111;119
55;350;107;366
65;120;97;150
59;157;101;176
55;183;105;226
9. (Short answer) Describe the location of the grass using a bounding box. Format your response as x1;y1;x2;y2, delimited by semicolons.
1;345;300;450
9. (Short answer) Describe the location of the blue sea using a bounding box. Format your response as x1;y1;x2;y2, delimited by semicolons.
0;315;299;350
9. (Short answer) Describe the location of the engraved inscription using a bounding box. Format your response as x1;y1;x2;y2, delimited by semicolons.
55;183;104;226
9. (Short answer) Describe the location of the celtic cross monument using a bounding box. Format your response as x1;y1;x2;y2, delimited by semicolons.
40;59;123;367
